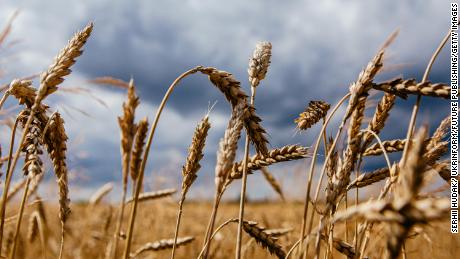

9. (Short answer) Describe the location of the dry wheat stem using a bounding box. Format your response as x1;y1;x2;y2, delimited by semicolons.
130;236;194;258
123;66;202;259
371;79;450;99
125;189;177;204
261;167;285;200
9;177;30;259
89;183;114;205
298;93;351;257
203;103;244;258
313;48;386;258
0;112;22;249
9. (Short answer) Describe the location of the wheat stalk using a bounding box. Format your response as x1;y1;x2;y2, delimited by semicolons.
362;139;406;156
371;78;450;99
202;103;244;258
125;189;177;204
89;183;114;205
172;114;211;259
260;167;285;200
130;237;194;258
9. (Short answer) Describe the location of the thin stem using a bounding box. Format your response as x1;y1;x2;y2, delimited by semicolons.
111;183;128;259
0;113;21;250
299;93;351;258
235;88;256;259
198;218;237;259
202;190;223;258
0;91;10;111
58;222;65;259
122;67;202;259
9;177;31;259
171;196;185;259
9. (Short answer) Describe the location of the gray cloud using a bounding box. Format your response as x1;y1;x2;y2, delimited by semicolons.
0;0;451;200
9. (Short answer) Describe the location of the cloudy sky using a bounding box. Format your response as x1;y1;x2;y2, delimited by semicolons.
0;0;452;201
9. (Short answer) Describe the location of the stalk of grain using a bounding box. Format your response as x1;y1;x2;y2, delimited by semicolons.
125;189;177;203
362;139;406;156
198;67;269;156
89;183;114;205
202;103;244;258
308;50;385;259
371;79;450;99
235;42;272;259
260;167;284;200
131;237;194;258
171;115;210;259
0;23;93;253
111;80;140;259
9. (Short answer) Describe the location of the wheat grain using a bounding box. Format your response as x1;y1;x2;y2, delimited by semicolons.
229;145;309;181
241;221;286;259
362;139;406;156
248;41;272;88
181;115;211;196
125;189;177;204
371;78;450;99
199;67;268;155
295;101;331;130
37;22;93;103
130;236;194;257
129;118;149;181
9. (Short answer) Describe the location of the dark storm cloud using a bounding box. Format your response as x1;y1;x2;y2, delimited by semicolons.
0;0;451;199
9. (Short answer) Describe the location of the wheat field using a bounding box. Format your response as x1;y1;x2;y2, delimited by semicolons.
0;10;457;259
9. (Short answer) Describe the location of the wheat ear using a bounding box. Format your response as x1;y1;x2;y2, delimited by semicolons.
295;100;331;130
172;114;210;259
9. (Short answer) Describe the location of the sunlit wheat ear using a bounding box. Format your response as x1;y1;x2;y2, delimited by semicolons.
37;22;93;103
119;79;140;187
125;189;177;203
199;67;268;155
395;127;427;203
345;49;384;120
294;100;330;130
361;93;396;148
215;102;245;194
130;117;149;181
229;145;309;180
363;139;406;156
248;41;272;88
44;112;70;223
241;221;286;259
181;114;211;196
319;234;357;259
371;78;450;99
130;236;194;257
19;111;44;178
426;116;450;150
89;182;114;205
347;167;390;190
260;167;284;200
326;96;366;211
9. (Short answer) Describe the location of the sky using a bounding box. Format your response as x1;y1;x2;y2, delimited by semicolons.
0;0;452;201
